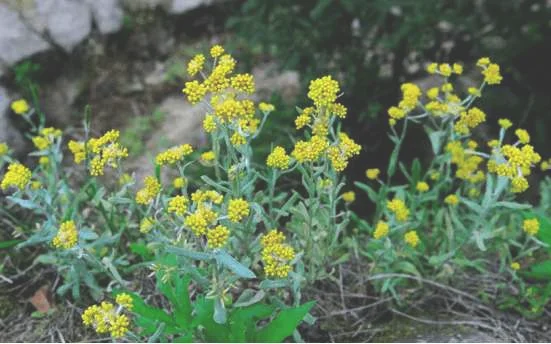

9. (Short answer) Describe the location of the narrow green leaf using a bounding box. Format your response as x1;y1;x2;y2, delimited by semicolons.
167;246;213;261
215;250;256;279
255;301;315;343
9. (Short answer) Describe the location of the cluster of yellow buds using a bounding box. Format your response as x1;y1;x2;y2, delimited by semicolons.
82;293;133;338
11;99;30;115
32;127;62;151
68;130;128;176
291;76;361;172
260;230;296;278
135;176;161;205
373;221;390;239
1;162;32;191
404;230;421;248
182;45;274;148
52;220;78;249
180;190;226;239
446;140;485;184
487;123;541;193
0;142;9;156
155;144;193;166
387;198;410;222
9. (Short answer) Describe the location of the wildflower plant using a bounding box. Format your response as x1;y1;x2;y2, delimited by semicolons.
354;57;549;300
1;46;363;341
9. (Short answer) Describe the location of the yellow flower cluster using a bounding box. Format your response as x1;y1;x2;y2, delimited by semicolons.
155;144;193;166
446;141;485;184
416;182;429;193
1;162;31;191
115;293;134;310
404;230;420;248
200;150;216;162
52;220;78;249
32;127;62;151
259;102;275;113
227;198;250;223
231;73;255;93
307;76;339;107
487;124;541;193
366;168;380;180
191;189;223;204
203;115;217;133
11;99;30;115
82;301;130;338
140;217;154;234
477;57;503;85
427;62;463;76
173;177;186;189
168;195;189;216
260;230;295;278
444;194;459;206
187;54;205;76
510;262;520;271
373;221;389;239
292;135;329;163
207;225;230;248
523;218;540;236
387;83;422;125
327;133;361;172
136;176;161;205
69;130;128;176
266;146;290;169
184;206;218;236
342;191;355;203
387;198;409;222
454;107;486;135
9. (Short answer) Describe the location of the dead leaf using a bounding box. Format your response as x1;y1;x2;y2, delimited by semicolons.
29;285;53;313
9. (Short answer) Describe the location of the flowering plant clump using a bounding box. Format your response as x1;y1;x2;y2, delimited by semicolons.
354;57;550;306
1;45;363;341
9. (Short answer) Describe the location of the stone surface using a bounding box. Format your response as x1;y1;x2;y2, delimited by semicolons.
168;0;208;14
85;0;124;34
0;3;50;65
0;87;26;156
36;0;93;52
40;75;84;126
253;63;300;103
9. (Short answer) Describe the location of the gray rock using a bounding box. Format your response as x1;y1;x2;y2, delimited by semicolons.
121;0;170;11
0;3;50;65
40;75;83;126
85;0;124;34
0;87;26;156
36;0;92;52
168;0;208;14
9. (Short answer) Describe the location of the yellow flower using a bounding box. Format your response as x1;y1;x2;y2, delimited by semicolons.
231;73;255;94
187;54;205;76
201;151;216;161
387;198;409;222
11;99;30;115
511;176;529;193
173;177;186;189
52;220;78;249
307;75;340;107
426;63;437;74
136;176;161;205
330;103;347;118
182;80;207;104
39;156;49;166
184;211;209;236
109;314;130;338
452;63;463;75
438;63;452;77
477;57;490;67
366;168;380;180
259;102;275;113
140;217;154;234
404;230;420;248
227;198;250;223
168;195;189;216
416;181;429;193
482;63;502;85
444;194;459;206
342;191;355;203
31;181;41;190
515;129;530;144
203;115;217;133
266;146;290;169
373;221;389;239
498;118;512;129
156;144;193;166
261;230;295;278
210;45;225;58
427;87;439;100
68;140;86;164
230;132;246;146
207;225;230;248
523;218;540;236
510;262;520;271
1;162;31;191
468;87;481;97
115;293;133;310
429;171;440;181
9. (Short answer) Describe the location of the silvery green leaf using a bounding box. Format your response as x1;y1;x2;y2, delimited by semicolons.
259;279;288;289
213;297;227;324
35;254;58;265
461;198;483;214
428;130;445;154
473;231;486;251
482;174;494;208
6;196;38;210
167;247;212;261
215;250;255;279
234;289;265;307
495;201;532;210
201;175;231;193
80;229;99;240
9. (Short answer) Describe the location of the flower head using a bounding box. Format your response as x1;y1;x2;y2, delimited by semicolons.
523;218;540;236
444;194;459;206
510;262;520;271
52;220;78;249
136;176;161;205
373;221;389;239
227;198;250;223
140;217;154;234
266;146;290;169
307;76;340;107
1;163;31;191
404;230;420;248
416;181;429;193
115;293;134;310
207;225;230;248
168;196;189;216
261;230;295;278
366;168;380;180
342;191;355;203
387;198;409;222
11;99;30;115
